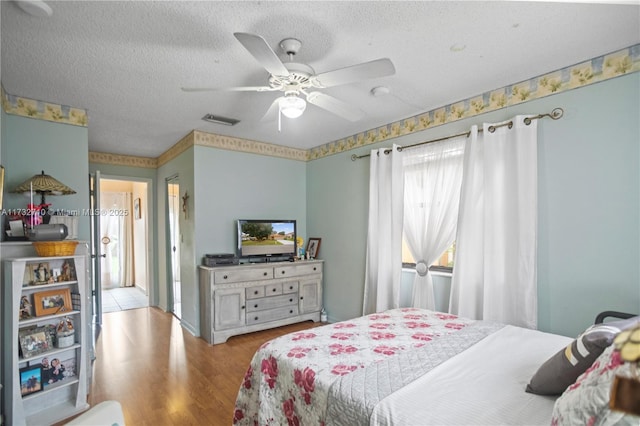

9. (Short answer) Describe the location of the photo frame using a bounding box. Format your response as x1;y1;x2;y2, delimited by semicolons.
306;238;322;259
19;295;33;320
134;197;141;220
24;261;51;286
19;364;43;396
33;288;72;317
19;327;53;359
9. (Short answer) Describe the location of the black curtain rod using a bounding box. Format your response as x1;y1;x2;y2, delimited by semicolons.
350;107;564;161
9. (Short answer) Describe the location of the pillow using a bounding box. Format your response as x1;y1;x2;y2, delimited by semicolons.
550;343;640;425
526;316;639;395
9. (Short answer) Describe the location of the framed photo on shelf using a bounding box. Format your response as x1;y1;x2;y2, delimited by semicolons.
306;238;322;259
19;364;43;396
18;327;53;359
24;261;51;286
33;288;72;317
19;295;33;320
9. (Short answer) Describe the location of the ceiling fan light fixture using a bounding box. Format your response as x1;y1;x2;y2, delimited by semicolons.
279;95;306;119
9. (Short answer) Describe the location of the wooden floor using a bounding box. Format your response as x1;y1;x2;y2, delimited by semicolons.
83;307;319;425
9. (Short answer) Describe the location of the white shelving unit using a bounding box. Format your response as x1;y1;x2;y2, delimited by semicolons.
3;255;89;426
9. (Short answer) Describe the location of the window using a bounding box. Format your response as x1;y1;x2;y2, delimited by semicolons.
400;137;465;274
402;240;455;271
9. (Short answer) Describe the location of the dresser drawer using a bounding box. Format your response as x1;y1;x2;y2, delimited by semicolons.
246;286;265;299
246;293;298;312
274;263;322;278
214;267;272;284
282;281;298;294
247;305;300;325
265;283;282;296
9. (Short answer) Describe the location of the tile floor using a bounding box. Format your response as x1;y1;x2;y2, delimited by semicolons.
102;286;149;313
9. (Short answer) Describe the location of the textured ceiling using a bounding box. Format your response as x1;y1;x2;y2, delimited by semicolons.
1;1;639;158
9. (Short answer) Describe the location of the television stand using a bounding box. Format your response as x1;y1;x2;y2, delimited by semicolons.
199;260;323;344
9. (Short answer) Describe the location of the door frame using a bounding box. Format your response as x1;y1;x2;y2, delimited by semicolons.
97;174;155;307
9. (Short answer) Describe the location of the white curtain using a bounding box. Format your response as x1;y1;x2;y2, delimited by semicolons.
100;192;134;288
450;117;538;328
363;144;404;315
403;137;465;309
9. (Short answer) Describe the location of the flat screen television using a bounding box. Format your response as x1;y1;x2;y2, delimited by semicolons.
237;219;296;261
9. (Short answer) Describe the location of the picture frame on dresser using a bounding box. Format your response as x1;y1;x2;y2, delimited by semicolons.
33;288;72;317
306;238;321;258
19;364;43;397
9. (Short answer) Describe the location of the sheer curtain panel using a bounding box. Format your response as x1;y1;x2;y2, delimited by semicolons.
100;192;134;288
363;145;404;315
450;117;538;328
403;137;465;309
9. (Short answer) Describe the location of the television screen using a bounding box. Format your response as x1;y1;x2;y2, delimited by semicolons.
237;219;296;259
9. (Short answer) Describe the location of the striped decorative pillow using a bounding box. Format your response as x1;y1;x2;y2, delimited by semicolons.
526;316;639;395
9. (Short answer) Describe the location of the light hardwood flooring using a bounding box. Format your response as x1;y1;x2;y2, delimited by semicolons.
81;307;319;425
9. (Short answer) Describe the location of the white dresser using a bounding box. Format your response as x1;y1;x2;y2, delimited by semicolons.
199;260;323;344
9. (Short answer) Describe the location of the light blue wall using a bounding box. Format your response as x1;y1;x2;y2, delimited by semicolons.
1;114;90;241
193;146;307;260
308;72;640;337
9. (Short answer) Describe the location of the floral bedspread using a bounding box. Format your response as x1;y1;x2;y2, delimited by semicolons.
233;308;481;426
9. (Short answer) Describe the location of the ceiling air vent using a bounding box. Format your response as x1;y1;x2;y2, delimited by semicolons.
202;114;240;126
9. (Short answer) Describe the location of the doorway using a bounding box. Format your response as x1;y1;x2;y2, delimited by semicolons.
99;178;150;313
167;176;181;320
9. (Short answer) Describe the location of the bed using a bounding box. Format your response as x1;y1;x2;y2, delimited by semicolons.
233;308;639;426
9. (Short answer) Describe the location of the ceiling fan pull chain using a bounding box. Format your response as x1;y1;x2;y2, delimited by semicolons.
278;107;282;132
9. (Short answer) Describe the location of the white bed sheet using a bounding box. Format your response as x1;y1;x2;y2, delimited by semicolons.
370;325;573;426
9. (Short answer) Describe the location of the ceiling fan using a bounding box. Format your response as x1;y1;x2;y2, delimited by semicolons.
182;32;395;123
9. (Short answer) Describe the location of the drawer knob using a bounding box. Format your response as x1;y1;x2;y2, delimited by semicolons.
300;296;304;300
289;298;294;303
289;310;293;314
254;290;259;295
272;288;277;292
289;285;293;290
223;275;228;279
254;316;259;321
254;304;258;308
313;267;317;271
281;271;286;274
241;305;245;309
263;272;267;276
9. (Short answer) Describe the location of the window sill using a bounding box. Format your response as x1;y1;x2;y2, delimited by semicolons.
402;265;453;278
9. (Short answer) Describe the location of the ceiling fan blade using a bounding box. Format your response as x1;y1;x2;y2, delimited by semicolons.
261;97;283;122
313;58;395;88
234;32;290;77
181;86;276;92
306;92;365;122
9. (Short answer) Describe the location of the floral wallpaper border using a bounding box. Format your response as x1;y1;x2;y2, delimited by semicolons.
89;151;158;169
309;44;640;160
194;131;308;162
1;85;88;127
5;45;639;167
